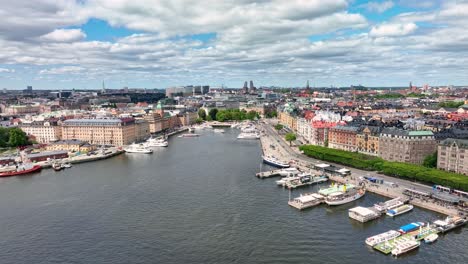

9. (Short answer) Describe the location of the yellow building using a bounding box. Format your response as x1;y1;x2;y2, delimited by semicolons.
20;121;62;143
46;139;97;153
278;111;297;132
356;126;381;156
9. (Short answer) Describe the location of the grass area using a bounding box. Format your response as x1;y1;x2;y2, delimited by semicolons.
299;145;468;191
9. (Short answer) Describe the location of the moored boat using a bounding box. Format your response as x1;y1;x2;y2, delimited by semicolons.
348;206;381;223
0;164;42;177
213;129;225;133
262;155;290;168
365;230;401;247
288;193;324;210
386;204;414;217
146;137;169;147
373;197;405;213
237;132;260;139
179;133;200;138
433;216;467;233
325;185;366;206
125;143;153;154
391;239;420;256
424;233;438;243
398;222;425;234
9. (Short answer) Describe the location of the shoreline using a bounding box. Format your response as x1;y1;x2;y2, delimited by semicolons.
258;122;460;217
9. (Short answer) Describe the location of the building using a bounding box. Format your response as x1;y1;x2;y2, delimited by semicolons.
26;150;68;162
46;139;97;153
61;118;150;146
310;121;337;146
296;118;311;143
328;125;360;152
278;111;297;132
19;121;62;143
437;138;468;175
356;126;381;156
379;128;436;164
3;104;41;115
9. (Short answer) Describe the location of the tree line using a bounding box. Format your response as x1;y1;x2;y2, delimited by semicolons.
0;127;31;148
198;108;260;122
299;145;468;191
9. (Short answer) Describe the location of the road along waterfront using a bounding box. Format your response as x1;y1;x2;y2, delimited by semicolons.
0;128;466;264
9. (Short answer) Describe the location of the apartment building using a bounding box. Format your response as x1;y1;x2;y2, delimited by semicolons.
437;138;468;175
20;121;62;143
328;125;360;152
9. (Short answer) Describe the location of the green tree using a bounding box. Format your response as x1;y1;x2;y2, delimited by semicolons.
423;152;438;168
8;128;29;147
195;117;203;124
209;108;218;120
438;101;464;108
265;110;277;118
246;110;258;120
0;127;9;148
198;109;207;120
274;124;284;131
285;133;296;146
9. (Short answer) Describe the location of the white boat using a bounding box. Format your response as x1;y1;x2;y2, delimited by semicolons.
62;163;72;168
237;132;260;139
433;216;467;233
262;155;290;168
213;129;225;133
179;133;200;138
325;186;366;206
288;193;324;210
125;143;153;154
373;197;404;213
391;239;420;256
365;230;401;247
276;176;300;186
424;233;438;243
285;175;328;189
348;206;381;223
386;204;413;217
146;137;169;147
278;167;300;176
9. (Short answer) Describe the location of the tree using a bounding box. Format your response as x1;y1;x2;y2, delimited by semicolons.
216;111;227;122
209;108;218;120
195;117;203;124
423;152;438;168
0;127;9;148
198;109;207;120
274;124;284;131
265;110;277;118
8;128;29;147
246;110;258;120
285;133;296;146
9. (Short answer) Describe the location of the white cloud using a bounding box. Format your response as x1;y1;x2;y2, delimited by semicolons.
0;68;15;73
39;66;85;75
369;23;418;37
40;29;87;43
364;1;394;13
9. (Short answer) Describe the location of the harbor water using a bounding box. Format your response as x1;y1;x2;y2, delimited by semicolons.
0;129;466;264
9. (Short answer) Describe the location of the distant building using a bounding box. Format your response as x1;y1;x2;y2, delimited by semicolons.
437;138;468;175
328;125;360;152
26;150;68;163
46;139;96;153
61;118;150;146
379;128;436;164
19;121;62;143
4;104;41;115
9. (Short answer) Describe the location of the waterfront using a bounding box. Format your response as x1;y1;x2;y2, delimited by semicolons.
0;129;466;264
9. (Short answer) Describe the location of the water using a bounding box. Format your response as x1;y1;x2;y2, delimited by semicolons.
0;129;466;264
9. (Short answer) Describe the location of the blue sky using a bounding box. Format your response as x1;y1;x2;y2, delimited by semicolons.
0;0;467;89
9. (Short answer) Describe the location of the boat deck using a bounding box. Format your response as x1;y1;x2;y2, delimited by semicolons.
256;169;288;178
373;228;440;254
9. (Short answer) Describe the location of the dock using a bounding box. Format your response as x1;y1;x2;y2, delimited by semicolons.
256;169;286;178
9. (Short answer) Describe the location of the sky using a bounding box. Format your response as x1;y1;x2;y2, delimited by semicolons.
0;0;467;89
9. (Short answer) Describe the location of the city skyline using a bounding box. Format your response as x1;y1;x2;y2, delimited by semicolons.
1;0;468;89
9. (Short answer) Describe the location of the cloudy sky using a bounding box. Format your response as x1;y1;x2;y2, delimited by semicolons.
0;0;467;89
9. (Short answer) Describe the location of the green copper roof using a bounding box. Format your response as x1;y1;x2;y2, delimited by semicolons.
408;131;433;136
156;101;163;109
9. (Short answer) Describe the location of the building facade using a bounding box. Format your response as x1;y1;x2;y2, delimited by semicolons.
328;125;359;152
46;139;97;153
309;121;337;146
379;129;437;164
61;118;150;146
356;126;381;156
437;138;468;175
20;121;62;143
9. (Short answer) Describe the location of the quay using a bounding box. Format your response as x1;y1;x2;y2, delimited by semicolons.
258;121;464;217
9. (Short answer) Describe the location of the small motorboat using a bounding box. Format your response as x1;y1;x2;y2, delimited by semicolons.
52;163;63;171
62;163;72;168
424;233;438;244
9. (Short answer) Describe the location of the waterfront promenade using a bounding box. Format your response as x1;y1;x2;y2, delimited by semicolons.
259;121;461;216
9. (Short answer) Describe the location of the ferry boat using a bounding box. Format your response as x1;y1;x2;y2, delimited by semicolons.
237;132;260;139
278;167;300;176
262;155;290;168
433;216;467;233
348;206;381;223
124;143;153;154
318;183;355;197
391;239;420;257
146;137;168;147
424;233;438;243
325;185;366;206
386;204;414;217
365;230;401;247
398;222;425;234
179;133;200;138
288;193;324;210
0;164;42;177
374;197;405;213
